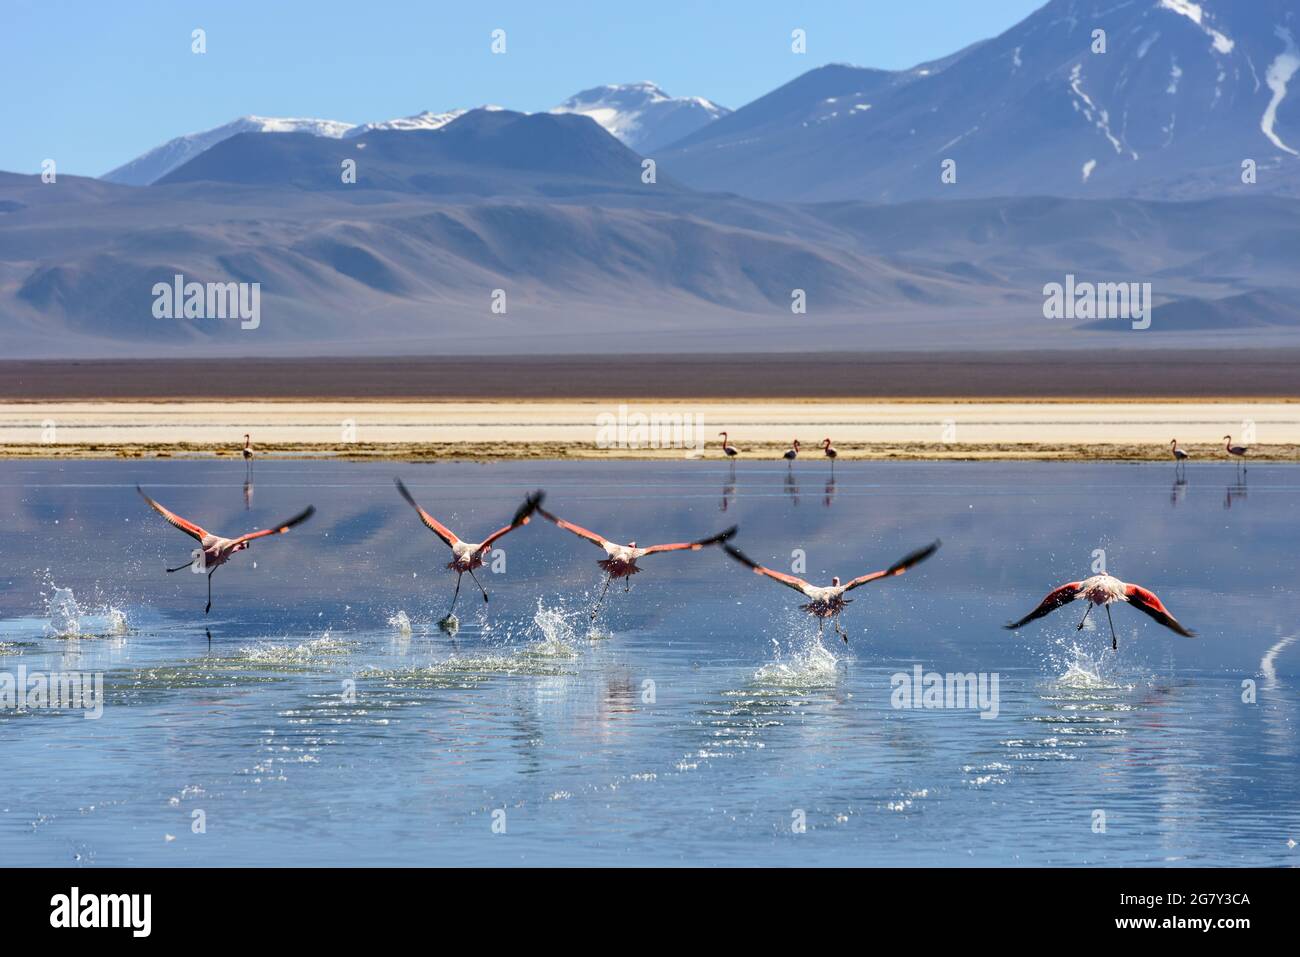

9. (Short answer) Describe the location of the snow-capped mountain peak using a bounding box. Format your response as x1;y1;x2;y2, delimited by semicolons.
342;106;505;137
551;82;729;153
102;115;355;185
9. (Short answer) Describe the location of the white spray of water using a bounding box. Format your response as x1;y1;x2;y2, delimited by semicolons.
39;577;130;639
387;610;413;635
526;601;580;658
240;632;351;664
44;586;83;638
754;620;840;688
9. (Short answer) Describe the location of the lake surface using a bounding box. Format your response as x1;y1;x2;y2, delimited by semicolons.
1;459;1297;866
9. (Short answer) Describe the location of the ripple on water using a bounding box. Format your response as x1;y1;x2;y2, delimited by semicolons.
361;652;575;689
235;633;354;668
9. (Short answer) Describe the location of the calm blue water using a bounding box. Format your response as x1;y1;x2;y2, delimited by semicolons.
1;459;1297;866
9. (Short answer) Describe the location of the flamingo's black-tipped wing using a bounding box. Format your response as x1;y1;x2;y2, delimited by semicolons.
722;544;810;594
232;505;316;545
137;486;210;543
642;525;738;555
395;478;460;547
537;506;608;549
480;490;547;549
1004;581;1084;630
843;539;942;591
1126;585;1196;637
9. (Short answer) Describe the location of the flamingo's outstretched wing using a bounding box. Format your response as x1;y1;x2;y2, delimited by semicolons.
722;544;810;595
394;478;460;547
231;506;316;545
1004;581;1083;629
642;525;738;555
137;486;211;543
843;540;941;592
479;491;546;550
537;507;608;549
1125;584;1196;637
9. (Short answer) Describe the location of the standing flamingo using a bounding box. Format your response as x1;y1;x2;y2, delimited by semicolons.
1223;435;1248;473
242;434;254;472
137;486;315;614
719;432;739;461
722;540;939;642
395;479;543;621
783;439;800;466
821;437;838;468
1005;574;1194;650
1170;439;1189;470
537;505;736;620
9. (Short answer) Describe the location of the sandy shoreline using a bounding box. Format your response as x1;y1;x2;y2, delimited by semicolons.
2;399;1297;461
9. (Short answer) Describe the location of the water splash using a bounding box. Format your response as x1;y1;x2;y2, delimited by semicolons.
1057;658;1110;689
238;633;353;665
387;611;413;635
1042;635;1129;690
37;577;130;639
753;623;840;689
106;606;129;636
44;585;82;638
524;601;580;659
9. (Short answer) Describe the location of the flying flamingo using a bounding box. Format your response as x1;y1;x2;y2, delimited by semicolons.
395;479;543;620
137;486;315;614
722;540;940;642
1170;438;1189;469
537;505;736;620
821;437;838;468
1223;435;1248;472
1005;574;1194;651
784;439;800;466
719;432;739;461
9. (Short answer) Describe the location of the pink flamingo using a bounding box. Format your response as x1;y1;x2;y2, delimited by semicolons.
723;540;939;641
1170;438;1190;469
719;432;739;460
137;486;314;614
821;437;838;467
538;506;735;619
783;439;800;466
1223;435;1248;472
1005;574;1194;651
395;479;542;617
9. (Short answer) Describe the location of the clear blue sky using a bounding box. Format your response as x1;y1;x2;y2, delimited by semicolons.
2;0;1045;177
